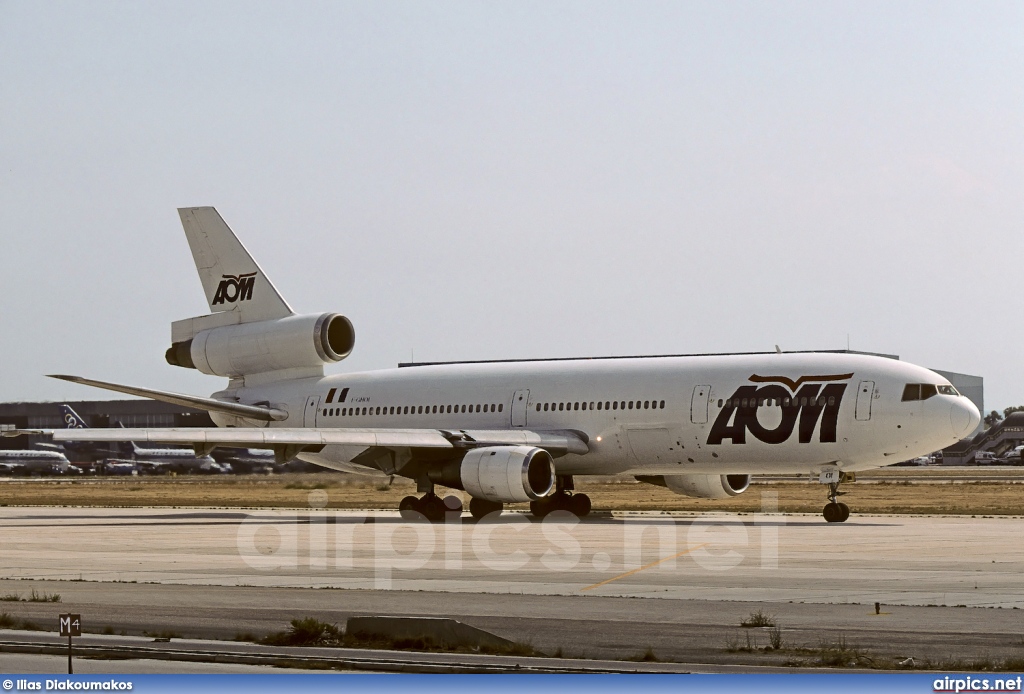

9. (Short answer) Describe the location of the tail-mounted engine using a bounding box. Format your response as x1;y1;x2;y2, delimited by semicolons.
166;312;355;379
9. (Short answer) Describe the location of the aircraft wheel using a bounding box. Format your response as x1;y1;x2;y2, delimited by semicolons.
568;493;592;518
530;498;552;519
469;497;503;520
823;503;843;523
837;502;850;522
399;495;420;520
442;495;464;515
419;494;446;523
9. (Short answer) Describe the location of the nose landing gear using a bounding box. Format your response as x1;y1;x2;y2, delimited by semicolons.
821;471;854;523
823;499;850;523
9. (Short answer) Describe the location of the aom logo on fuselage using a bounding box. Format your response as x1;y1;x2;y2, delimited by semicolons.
707;373;853;445
212;272;257;305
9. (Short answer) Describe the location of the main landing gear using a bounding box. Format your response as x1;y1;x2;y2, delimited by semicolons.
396;477;592;522
530;476;592;519
468;497;503;520
399;492;463;522
822;471;853;523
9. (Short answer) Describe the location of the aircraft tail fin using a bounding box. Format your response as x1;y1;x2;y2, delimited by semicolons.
116;421;142;454
59;405;89;429
177;207;294;323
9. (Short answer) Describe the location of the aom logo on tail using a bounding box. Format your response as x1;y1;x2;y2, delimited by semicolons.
212;272;257;305
708;373;853;445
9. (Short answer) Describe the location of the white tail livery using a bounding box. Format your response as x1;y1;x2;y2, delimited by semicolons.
167;208;355;386
178;207;293;322
44;207;980;523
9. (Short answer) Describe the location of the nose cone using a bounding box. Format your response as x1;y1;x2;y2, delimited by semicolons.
951;399;981;439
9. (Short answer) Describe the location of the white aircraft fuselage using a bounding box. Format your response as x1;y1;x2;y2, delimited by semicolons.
223;351;978;477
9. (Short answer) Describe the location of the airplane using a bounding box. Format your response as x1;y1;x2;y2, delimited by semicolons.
0;449;71;476
122;439;228;475
59;405;224;474
24;207;980;522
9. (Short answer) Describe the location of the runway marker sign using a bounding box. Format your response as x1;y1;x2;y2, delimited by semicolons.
59;613;80;674
59;613;81;637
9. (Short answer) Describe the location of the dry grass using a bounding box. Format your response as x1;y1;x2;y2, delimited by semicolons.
1;471;1022;515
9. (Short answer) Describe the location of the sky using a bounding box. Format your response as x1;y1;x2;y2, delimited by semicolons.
1;1;1021;413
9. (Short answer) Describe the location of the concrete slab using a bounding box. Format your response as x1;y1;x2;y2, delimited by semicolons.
0;652;329;674
345;616;516;650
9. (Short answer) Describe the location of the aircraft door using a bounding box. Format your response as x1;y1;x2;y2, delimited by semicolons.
855;380;874;421
690;385;711;424
304;395;320;427
511;389;530;428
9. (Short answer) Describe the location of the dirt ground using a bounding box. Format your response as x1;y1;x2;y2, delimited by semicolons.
1;468;1022;515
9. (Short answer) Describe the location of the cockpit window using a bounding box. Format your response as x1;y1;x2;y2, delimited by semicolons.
903;383;950;401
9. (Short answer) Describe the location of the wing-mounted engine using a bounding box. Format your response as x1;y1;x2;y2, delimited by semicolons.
430;445;556;503
166;312;355;380
637;473;751;499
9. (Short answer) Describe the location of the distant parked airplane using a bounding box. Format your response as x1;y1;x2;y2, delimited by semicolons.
60;405;222;474
0;449;70;475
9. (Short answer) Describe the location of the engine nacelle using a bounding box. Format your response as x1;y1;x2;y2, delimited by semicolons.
662;474;751;499
459;446;556;503
166;312;355;377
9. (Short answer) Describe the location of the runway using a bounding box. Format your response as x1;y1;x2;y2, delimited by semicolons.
2;507;1022;607
1;507;1023;667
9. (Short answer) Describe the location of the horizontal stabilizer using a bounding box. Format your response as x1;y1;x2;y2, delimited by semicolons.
48;375;288;422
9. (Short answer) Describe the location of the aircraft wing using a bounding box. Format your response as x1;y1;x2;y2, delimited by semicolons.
41;376;589;455
50;427;589;456
52;427;453;449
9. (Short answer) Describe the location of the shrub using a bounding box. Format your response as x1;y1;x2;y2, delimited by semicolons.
740;609;775;628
